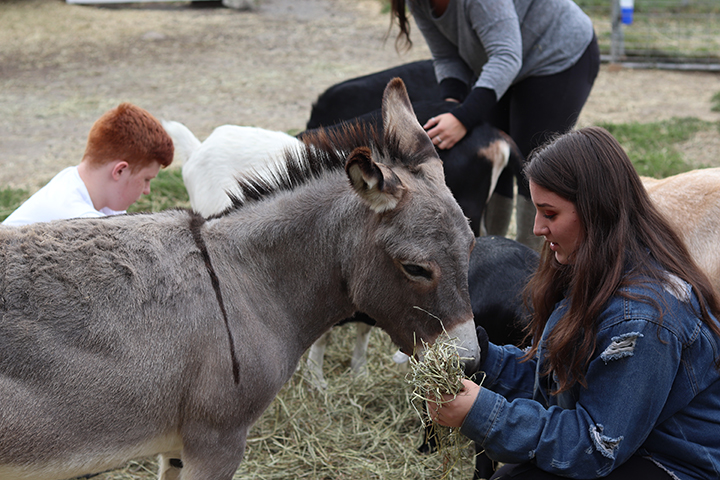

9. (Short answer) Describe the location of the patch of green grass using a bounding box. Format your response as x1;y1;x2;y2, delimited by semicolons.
0;186;29;223
598;117;716;178
576;0;720;14
711;92;720;113
127;168;190;214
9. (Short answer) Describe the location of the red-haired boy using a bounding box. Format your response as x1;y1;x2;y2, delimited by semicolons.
3;103;173;226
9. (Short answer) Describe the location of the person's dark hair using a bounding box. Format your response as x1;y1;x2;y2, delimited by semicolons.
522;126;720;393
83;103;174;173
388;0;413;52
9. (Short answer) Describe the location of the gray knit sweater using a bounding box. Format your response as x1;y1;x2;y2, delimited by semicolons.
409;0;595;100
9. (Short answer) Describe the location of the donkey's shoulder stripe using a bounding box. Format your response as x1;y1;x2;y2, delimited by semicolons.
189;212;240;384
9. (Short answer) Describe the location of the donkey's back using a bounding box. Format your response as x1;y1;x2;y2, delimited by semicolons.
0;211;231;479
1;205;310;480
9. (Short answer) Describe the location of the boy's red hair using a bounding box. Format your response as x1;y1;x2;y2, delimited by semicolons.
82;103;174;172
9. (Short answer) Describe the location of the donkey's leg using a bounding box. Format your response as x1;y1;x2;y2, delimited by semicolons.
158;451;183;480
307;330;331;390
350;323;372;375
179;429;246;480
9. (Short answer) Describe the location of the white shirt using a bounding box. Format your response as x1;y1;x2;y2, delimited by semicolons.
2;166;124;226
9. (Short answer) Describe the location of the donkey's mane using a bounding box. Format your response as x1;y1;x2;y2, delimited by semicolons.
217;122;388;216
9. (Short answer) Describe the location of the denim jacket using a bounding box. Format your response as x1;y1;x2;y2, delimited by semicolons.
460;274;720;479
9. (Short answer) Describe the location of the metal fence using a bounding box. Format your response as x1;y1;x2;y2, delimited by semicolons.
576;0;720;69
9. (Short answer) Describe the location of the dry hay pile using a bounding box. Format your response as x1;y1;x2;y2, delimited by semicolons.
80;326;476;480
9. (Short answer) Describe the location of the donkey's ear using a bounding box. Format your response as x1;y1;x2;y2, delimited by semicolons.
381;78;436;164
346;146;405;213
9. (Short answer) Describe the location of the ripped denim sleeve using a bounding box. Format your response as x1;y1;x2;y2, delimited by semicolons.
600;332;644;363
589;424;624;459
589;332;642;460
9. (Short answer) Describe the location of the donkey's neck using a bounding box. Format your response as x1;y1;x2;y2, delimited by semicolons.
205;174;361;360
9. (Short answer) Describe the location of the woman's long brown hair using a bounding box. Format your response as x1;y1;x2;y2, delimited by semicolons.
523;126;720;393
388;0;413;52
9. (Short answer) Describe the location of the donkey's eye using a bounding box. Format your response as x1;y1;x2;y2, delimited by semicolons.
402;263;433;280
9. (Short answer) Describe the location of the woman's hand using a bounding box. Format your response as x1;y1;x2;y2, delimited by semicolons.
424;111;467;150
427;378;481;428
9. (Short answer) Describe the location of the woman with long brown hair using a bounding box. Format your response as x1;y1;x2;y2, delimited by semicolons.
428;127;720;479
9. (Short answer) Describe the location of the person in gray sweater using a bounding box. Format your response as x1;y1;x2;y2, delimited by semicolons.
390;0;599;248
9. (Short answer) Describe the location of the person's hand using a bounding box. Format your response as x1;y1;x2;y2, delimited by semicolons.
426;378;481;428
424;112;467;150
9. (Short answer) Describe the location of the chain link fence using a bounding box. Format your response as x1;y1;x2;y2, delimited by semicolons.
576;0;720;70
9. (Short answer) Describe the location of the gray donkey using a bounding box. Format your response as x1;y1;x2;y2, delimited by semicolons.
0;78;479;480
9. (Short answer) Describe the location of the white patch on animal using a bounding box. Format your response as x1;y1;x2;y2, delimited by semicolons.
163;120;304;218
0;435;180;480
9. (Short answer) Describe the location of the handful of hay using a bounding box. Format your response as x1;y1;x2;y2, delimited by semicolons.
406;331;476;478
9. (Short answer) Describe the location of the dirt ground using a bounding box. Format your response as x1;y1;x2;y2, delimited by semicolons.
1;0;720;191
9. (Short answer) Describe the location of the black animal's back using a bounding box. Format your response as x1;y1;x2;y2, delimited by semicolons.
306;60;440;129
469;235;538;347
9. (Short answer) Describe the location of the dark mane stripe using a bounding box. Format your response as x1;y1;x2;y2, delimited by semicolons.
189;212;241;384
217;122;384;216
299;109;436;171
